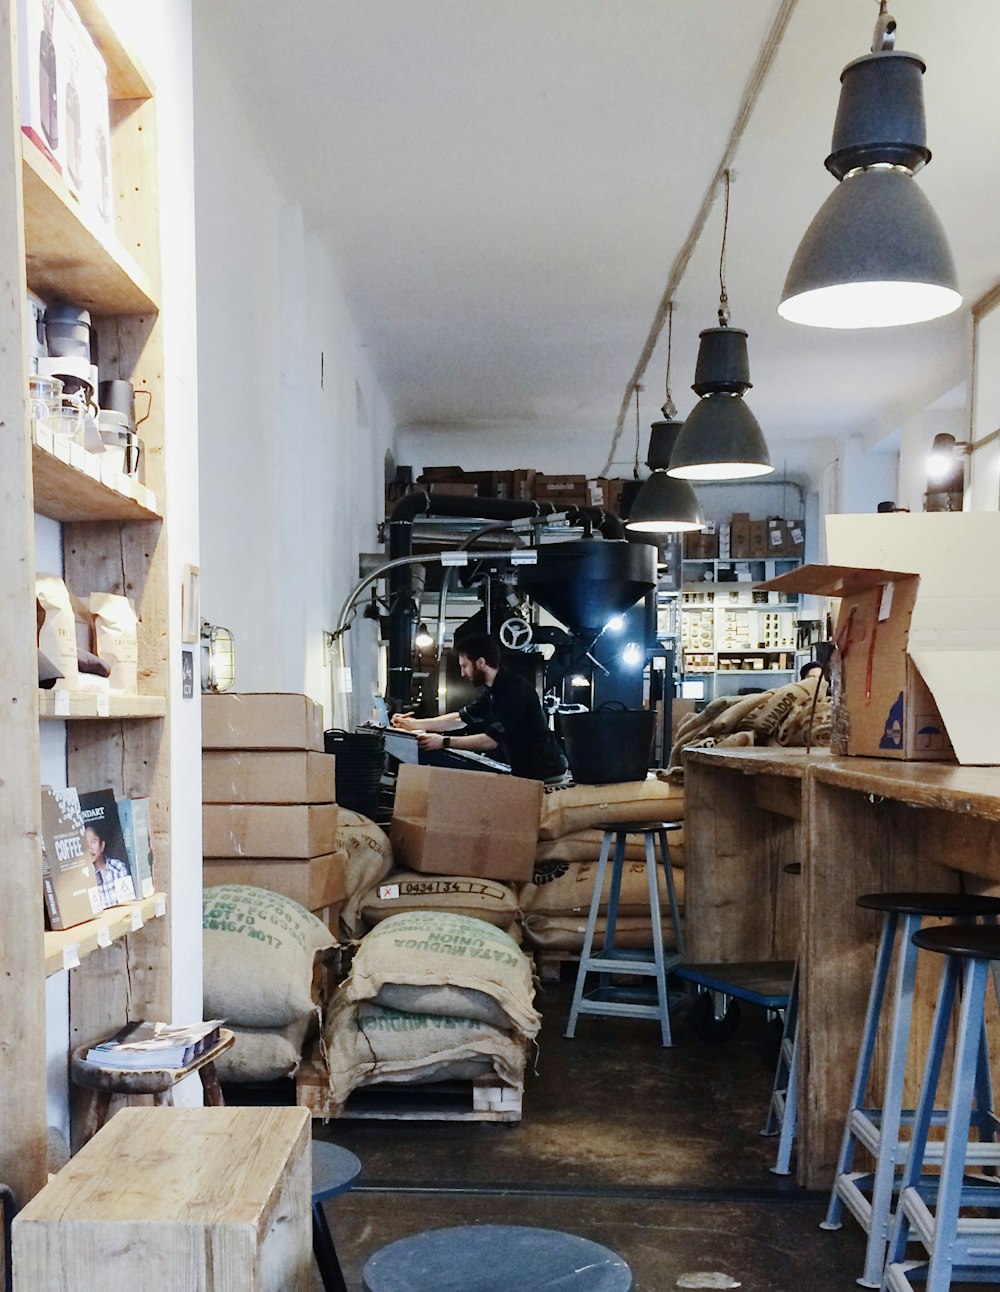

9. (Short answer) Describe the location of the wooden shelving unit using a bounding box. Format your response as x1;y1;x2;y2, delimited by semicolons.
0;0;172;1200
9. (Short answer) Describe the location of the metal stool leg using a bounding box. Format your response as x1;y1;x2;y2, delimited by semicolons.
764;962;799;1176
598;831;628;994
565;828;613;1038
657;828;685;960
644;829;671;1047
312;1198;350;1292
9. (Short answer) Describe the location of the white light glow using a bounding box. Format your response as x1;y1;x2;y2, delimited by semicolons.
926;451;958;482
668;461;775;482
778;280;962;330
414;624;434;649
626;518;705;533
604;615;625;632
622;642;643;667
570;674;590;687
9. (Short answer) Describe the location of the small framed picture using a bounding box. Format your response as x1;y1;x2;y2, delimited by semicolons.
181;565;200;644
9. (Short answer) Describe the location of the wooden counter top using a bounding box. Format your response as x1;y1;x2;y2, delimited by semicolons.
685;746;831;779
811;758;1000;821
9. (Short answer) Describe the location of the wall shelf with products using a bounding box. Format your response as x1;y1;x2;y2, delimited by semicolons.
0;0;172;1198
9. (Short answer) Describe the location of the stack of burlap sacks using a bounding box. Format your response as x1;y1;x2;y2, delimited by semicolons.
324;910;539;1110
666;675;831;771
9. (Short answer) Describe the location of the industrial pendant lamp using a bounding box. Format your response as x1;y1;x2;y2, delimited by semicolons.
626;307;706;532
778;2;961;329
668;174;774;482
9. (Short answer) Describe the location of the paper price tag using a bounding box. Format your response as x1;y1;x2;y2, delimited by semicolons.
35;424;54;454
62;944;81;971
54;690;71;716
69;443;86;471
84;453;102;480
154;896;166;918
95;693;110;717
130;909;144;932
440;551;469;567
96;926;112;948
378;884;401;901
878;582;894;622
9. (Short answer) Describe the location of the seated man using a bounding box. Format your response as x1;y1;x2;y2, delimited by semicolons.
392;631;569;784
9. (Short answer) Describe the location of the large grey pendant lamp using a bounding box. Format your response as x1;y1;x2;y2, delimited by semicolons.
668;173;774;482
626;307;706;532
778;2;960;329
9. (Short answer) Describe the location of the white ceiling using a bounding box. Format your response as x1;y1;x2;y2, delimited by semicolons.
195;0;1000;482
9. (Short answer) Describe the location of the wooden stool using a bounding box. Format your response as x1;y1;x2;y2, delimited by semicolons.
312;1140;362;1292
565;820;684;1047
70;1027;235;1144
362;1224;633;1291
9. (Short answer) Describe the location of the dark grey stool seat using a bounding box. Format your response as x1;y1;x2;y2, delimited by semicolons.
362;1224;633;1291
312;1141;362;1292
857;892;1000;919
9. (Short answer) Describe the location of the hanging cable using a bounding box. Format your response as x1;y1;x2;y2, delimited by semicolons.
599;0;800;478
632;384;643;478
662;302;676;419
718;169;731;327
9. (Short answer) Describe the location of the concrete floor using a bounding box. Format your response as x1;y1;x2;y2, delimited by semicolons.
233;976;996;1289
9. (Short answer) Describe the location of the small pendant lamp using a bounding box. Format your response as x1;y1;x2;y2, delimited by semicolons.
668;174;774;482
626;307;706;532
778;2;960;329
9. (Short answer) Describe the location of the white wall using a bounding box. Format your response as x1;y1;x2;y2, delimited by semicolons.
971;307;1000;511
192;32;393;725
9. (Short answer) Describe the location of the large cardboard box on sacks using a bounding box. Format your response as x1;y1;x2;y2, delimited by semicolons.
390;765;543;882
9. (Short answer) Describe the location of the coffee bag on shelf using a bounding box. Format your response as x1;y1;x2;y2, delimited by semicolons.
90;592;138;692
36;574;79;689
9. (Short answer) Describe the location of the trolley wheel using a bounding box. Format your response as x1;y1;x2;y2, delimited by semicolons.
691;989;742;1043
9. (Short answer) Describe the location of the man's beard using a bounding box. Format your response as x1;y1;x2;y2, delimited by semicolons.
469;664;488;688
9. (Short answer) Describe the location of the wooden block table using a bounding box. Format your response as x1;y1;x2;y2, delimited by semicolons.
12;1106;313;1291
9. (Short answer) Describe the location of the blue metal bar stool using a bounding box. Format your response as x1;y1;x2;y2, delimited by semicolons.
763;961;800;1177
884;924;1000;1292
312;1140;362;1292
362;1224;633;1291
565;820;684;1047
821;892;1000;1288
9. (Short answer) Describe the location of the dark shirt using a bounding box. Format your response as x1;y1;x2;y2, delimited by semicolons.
459;666;567;782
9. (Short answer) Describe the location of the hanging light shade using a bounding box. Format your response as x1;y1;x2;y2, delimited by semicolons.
667;327;773;481
626;419;705;533
779;19;961;330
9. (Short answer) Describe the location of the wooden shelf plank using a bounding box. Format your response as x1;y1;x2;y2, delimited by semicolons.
22;140;159;314
45;894;167;978
72;0;154;101
32;441;160;522
38;692;167;720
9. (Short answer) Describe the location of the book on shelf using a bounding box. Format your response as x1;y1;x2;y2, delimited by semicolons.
40;785;102;930
117;795;156;899
82;1019;226;1071
78;788;137;909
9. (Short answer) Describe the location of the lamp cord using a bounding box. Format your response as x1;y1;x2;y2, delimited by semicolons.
633;384;643;479
718;169;731;327
662;302;676;419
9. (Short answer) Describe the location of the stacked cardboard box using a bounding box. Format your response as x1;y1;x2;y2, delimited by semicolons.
202;693;346;918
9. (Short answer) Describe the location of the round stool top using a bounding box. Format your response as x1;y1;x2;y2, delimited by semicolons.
312;1140;362;1202
596;820;682;835
913;924;1000;961
856;892;1000;919
362;1224;633;1292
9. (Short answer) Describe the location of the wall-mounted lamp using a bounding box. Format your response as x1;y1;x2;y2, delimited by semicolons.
779;3;960;329
201;621;236;693
926;433;968;483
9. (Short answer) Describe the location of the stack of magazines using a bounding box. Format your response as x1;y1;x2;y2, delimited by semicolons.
83;1019;225;1070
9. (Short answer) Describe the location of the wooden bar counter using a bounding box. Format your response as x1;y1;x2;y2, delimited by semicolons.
685;747;1000;1188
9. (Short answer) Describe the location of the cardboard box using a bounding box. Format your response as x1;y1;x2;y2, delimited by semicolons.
390;764;542;882
767;517;786;553
510;468;537;502
786;518;805;556
427;481;477;497
749;520;769;558
534;474;589;507
463;471;513;499
202;750;336;804
760;563;953;761
730;513;750;558
203;850;347;912
202;803;340;858
824;511;1000;766
202;693;325;752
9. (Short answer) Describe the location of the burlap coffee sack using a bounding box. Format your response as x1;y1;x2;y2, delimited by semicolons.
336;809;394;937
522;913;680;952
374;982;512;1030
751;677;819;739
203;884;336;1027
344;910;540;1037
535;825;685;866
358;870;518;931
705;690;773;736
538;778;684;840
519;858;685;917
324;992;527;1108
214;1015;312;1083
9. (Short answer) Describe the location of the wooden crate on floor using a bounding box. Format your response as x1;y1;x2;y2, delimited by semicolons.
296;1047;523;1123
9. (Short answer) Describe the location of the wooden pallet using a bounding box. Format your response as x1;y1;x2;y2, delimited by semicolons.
295;1052;523;1123
532;948;580;983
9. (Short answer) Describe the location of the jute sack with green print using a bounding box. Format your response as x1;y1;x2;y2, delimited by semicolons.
343;910;540;1037
214;1015;312;1083
324;989;526;1108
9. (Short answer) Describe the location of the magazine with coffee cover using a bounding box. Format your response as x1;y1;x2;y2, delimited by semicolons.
78;788;136;909
40;786;102;930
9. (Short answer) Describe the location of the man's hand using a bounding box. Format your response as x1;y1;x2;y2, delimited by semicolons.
391;713;418;730
417;732;445;751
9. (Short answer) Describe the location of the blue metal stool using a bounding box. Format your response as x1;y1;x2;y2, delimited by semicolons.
821;892;1000;1288
312;1140;362;1292
884;924;1000;1292
565;820;684;1047
763;961;800;1177
362;1224;633;1291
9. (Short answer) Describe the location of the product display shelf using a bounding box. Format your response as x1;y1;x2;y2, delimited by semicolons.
44;892;166;978
31;439;161;522
0;0;172;1199
38;691;167;720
